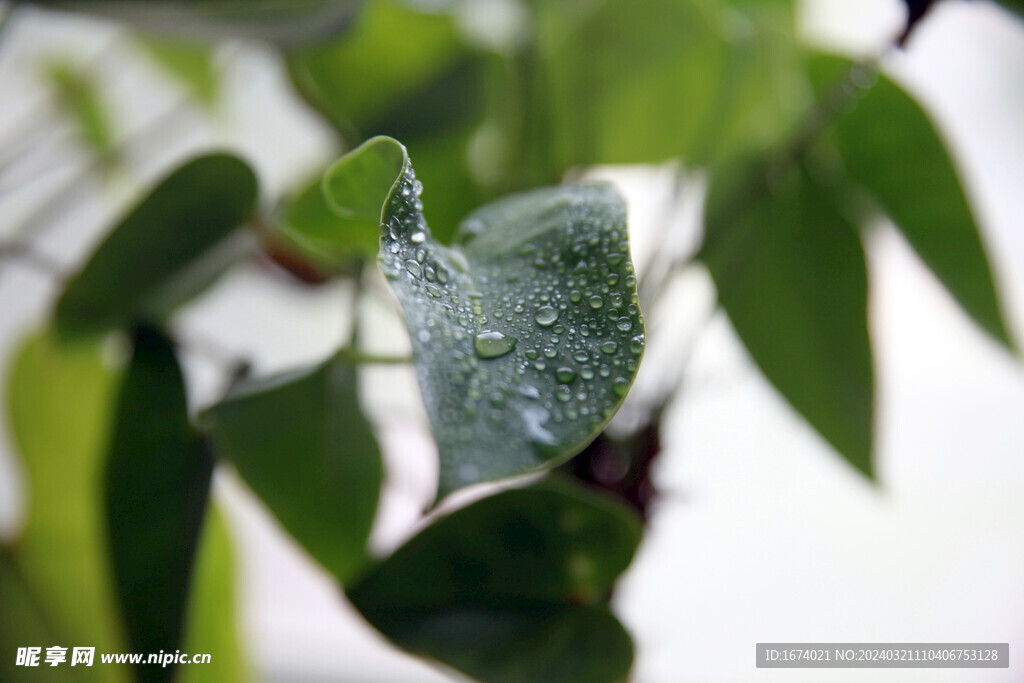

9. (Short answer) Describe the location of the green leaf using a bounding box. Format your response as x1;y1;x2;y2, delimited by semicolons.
993;0;1024;20
287;1;465;135
701;160;874;477
203;352;382;585
18;0;363;46
135;35;219;106
56;153;258;337
105;326;213;682
180;505;244;683
348;480;639;683
4;329;128;681
533;0;805;171
811;54;1014;349
323;137;645;497
286;1;492;241
44;58;116;165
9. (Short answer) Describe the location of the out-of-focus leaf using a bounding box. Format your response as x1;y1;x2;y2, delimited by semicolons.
203;353;382;585
44;59;116;164
348;480;639;683
701;160;874;477
0;553;61;680
287;0;464;134
4;329;128;682
179;506;243;683
18;0;363;47
105;326;213;682
135;35;219;105
56;153;258;337
533;0;805;171
324;137;645;497
811;54;1014;349
287;1;493;239
992;0;1024;21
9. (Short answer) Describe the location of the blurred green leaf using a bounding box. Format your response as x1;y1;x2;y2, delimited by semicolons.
4;329;128;682
324;137;645;497
702;160;874;477
135;35;219;106
287;0;465;135
348;480;639;683
44;59;116;165
993;0;1024;20
287;1;494;239
203;353;382;585
56;153;258;337
105;326;213;683
19;0;364;46
0;552;62;680
811;54;1014;349
180;505;244;683
532;0;805;171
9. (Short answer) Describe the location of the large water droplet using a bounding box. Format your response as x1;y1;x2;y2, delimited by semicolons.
616;317;632;332
556;367;577;383
535;306;559;327
474;331;516;359
404;260;422;278
588;295;604;309
600;341;618;354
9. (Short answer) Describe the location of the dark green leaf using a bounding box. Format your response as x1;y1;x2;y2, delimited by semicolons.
702;160;874;477
19;0;363;46
203;353;382;584
324;137;645;497
992;0;1024;21
56;153;258;337
135;35;219;105
348;480;639;683
4;330;128;681
105;326;213;682
811;54;1014;349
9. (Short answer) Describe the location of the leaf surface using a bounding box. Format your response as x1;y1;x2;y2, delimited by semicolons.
348;480;639;683
105;326;213;682
324;137;646;497
204;354;382;584
56;153;257;337
702;160;874;476
812;54;1013;349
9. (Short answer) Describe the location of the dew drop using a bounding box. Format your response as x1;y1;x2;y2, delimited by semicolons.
588;295;604;309
555;385;572;402
600;341;618;354
474;331;516;359
616;317;632;332
535;306;559;327
555;367;577;383
404;260;422;278
613;377;630;397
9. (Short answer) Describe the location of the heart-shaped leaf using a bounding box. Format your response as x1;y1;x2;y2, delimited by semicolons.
56;153;258;338
105;326;214;682
203;353;382;585
18;0;364;46
348;479;640;683
323;137;645;497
